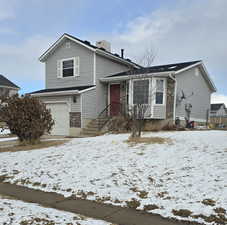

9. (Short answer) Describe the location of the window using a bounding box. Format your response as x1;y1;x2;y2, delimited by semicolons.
62;59;74;77
57;57;79;78
155;79;164;104
133;80;149;104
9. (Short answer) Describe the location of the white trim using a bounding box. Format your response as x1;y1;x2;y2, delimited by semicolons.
44;100;70;106
78;86;96;94
39;34;140;68
39;34;95;62
100;72;172;82
175;62;201;75
31;87;96;97
31;90;80;97
58;57;79;78
93;52;96;85
152;77;167;106
0;85;20;90
175;62;217;92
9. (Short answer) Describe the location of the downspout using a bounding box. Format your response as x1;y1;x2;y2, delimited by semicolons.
169;73;177;122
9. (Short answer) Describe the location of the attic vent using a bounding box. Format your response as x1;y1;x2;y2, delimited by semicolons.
66;41;71;49
114;53;120;57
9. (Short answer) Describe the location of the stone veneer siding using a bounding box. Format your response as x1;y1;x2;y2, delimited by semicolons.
70;112;81;128
166;78;175;119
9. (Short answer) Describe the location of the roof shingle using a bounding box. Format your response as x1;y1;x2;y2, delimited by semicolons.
0;75;20;89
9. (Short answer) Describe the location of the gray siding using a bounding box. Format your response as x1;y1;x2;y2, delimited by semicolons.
176;67;212;121
82;88;97;119
39;95;81;113
45;38;94;89
95;54;131;115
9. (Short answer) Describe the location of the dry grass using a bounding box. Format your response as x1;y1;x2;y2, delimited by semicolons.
172;209;193;218
143;204;159;211
202;199;216;206
125;198;141;209
126;136;171;146
0;140;68;153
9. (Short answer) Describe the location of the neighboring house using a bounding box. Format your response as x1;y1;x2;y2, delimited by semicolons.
30;33;216;136
210;103;227;127
0;74;20;98
210;103;227;117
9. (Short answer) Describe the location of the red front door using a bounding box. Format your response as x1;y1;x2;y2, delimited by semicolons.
110;84;120;116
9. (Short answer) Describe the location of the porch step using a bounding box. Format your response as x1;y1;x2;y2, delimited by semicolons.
81;118;110;136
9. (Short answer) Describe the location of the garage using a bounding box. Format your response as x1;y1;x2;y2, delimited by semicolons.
46;103;69;136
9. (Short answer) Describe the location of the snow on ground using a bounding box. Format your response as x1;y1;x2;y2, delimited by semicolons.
0;128;10;135
0;196;110;225
0;137;17;142
0;130;226;224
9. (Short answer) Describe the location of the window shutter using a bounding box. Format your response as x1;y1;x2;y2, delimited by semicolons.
74;57;80;76
57;60;62;78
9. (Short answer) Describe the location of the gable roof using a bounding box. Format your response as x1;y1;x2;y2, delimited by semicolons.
39;33;141;68
0;74;20;89
211;103;226;111
107;60;201;78
102;60;216;92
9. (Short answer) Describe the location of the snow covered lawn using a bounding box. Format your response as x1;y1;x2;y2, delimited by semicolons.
0;196;110;225
0;128;10;135
0;130;226;224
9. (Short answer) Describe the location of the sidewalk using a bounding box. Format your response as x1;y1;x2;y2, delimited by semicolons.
0;182;200;225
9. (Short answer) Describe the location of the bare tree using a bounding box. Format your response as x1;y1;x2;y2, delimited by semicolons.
129;46;156;138
137;44;156;67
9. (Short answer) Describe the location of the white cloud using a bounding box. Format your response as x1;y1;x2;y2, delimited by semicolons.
0;35;55;84
212;94;227;106
94;0;227;94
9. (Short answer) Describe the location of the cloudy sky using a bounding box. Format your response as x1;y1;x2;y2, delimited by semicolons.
0;0;226;104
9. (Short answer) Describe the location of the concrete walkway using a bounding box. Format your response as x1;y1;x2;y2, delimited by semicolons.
0;182;200;225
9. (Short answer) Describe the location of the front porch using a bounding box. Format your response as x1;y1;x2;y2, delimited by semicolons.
102;77;175;121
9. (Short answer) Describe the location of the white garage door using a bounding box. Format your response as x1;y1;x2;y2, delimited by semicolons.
46;103;69;136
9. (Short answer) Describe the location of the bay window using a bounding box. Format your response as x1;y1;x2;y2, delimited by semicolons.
155;78;165;105
133;79;149;104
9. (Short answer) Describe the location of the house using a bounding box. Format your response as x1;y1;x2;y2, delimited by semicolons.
210;103;227;117
210;103;227;127
30;33;216;136
0;74;20;98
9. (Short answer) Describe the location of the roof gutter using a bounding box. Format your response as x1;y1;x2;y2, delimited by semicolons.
100;71;173;82
30;90;80;97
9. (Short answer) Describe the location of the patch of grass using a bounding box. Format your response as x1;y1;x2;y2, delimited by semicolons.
0;140;68;153
202;199;216;206
137;190;148;199
214;207;226;214
172;209;193;218
0;174;13;182
156;191;168;198
143;204;159;211
192;213;227;224
126;136;171;146
126;198;141;209
20;217;55;225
